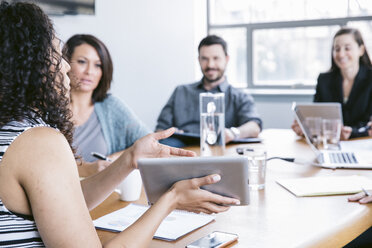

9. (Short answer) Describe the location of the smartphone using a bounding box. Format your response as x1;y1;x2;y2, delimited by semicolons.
236;147;254;155
186;231;238;248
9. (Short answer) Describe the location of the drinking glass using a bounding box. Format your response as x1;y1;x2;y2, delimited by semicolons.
244;148;267;190
305;117;322;148
322;119;341;150
200;92;225;156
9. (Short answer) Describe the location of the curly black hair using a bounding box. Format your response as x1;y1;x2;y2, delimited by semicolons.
0;1;74;150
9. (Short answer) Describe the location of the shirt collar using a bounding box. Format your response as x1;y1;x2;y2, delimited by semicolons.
197;77;229;92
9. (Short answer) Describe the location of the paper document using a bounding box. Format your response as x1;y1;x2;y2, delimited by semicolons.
93;204;215;241
340;139;372;152
277;175;372;197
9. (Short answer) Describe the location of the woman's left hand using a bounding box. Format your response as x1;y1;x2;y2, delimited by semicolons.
128;128;196;169
340;126;352;140
368;122;372;137
77;159;112;177
348;191;372;204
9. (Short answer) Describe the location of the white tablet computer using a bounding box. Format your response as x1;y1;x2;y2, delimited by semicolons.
293;102;343;121
138;156;249;205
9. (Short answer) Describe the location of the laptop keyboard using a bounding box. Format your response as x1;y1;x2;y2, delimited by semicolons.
329;152;358;164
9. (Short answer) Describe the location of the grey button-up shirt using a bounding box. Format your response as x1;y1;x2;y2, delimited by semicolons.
156;78;262;133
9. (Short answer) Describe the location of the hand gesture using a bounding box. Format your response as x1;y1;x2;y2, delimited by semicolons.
169;174;240;214
128;128;196;169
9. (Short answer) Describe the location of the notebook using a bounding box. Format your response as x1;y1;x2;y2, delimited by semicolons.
292;102;372;169
93;204;215;241
138;156;250;205
277;175;372;197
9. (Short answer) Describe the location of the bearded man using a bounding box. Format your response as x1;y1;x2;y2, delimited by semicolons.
156;35;262;146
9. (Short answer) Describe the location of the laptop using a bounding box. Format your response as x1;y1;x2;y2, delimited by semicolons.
294;102;343;121
138;156;250;205
292;102;372;169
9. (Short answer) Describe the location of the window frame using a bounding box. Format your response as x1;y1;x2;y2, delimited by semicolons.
207;0;372;90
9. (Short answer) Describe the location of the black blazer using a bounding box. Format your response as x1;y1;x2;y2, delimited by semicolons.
314;65;372;138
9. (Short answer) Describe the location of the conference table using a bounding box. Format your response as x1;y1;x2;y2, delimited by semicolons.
90;129;372;247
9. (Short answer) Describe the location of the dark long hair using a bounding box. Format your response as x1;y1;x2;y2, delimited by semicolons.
63;34;113;102
0;1;74;149
330;27;372;71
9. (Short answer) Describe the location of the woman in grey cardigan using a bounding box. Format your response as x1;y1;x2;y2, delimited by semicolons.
63;34;149;177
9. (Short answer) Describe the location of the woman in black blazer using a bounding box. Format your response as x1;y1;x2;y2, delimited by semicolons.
292;27;372;139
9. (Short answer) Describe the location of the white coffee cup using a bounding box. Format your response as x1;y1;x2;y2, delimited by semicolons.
117;169;142;201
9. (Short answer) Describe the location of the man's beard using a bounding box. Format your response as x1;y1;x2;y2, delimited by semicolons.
203;68;225;84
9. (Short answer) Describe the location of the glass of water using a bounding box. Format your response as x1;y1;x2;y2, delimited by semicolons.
322;119;341;150
305;117;322;148
244;148;267;190
199;92;225;156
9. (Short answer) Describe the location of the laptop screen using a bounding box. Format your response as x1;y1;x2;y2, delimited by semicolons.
291;102;343;150
292;102;321;154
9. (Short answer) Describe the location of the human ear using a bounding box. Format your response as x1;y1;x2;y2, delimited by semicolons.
359;44;365;57
225;55;230;64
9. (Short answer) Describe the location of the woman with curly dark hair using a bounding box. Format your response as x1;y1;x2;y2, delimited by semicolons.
0;1;239;247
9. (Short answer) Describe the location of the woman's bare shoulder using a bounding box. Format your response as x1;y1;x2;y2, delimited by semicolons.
3;126;76;178
0;126;78;217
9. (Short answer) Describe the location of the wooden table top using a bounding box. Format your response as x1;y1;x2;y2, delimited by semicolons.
91;129;372;247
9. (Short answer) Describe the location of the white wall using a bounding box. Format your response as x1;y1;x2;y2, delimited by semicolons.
52;0;311;130
53;0;205;130
254;94;313;129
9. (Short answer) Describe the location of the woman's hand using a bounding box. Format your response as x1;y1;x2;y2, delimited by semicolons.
128;128;196;169
340;126;352;140
77;159;112;177
368;122;372;137
291;119;304;136
348;191;372;204
168;174;240;214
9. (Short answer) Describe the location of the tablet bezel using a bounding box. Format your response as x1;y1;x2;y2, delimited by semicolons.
138;156;249;205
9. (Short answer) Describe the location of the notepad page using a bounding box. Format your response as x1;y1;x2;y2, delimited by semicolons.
340;140;372;152
93;204;215;241
277;175;372;197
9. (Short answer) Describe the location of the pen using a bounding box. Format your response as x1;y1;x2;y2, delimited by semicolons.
358;125;371;133
362;187;371;197
91;152;112;162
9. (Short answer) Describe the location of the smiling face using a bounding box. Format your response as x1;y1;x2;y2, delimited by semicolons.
198;44;229;84
68;43;102;93
332;33;365;71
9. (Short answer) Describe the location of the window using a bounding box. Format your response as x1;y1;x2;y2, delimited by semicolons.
208;0;372;90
